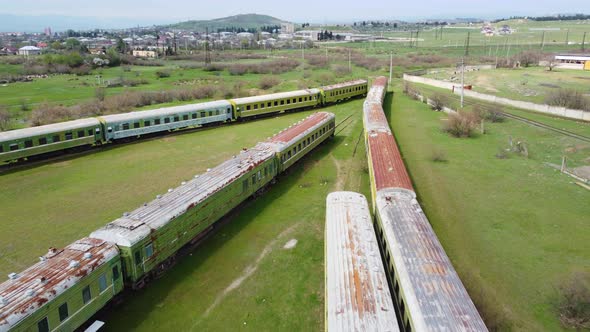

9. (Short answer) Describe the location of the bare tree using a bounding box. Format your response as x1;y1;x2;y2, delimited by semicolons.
0;105;11;131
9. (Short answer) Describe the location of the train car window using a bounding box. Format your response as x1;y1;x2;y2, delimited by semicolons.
246;105;251;111
267;102;271;108
164;118;170;124
200;111;206;118
274;101;278;106
286;99;290;105
123;123;130;130
260;103;265;109
155;119;161;125
99;274;108;293
37;317;49;332
242;180;248;192
133;122;140;129
88;129;94;136
251;175;256;185
112;266;120;281
307;137;310;144
298;143;301;151
82;286;92;304
65;132;73;140
292;98;296;103
10;144;19;151
257;170;261;180
0;145;3;152
58;302;69;322
134;251;142;265
144;120;151;127
254;104;258;110
145;243;154;258
287;151;291;159
192;113;197;119
264;166;268;177
183;114;189;120
24;140;33;148
77;130;84;138
280;100;284;105
208;111;213;116
173;116;180;122
52;135;60;143
298;98;302;102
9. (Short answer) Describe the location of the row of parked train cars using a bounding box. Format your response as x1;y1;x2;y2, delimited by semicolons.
325;77;489;331
0;110;337;331
0;80;367;164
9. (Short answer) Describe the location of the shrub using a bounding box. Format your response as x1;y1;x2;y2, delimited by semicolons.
72;65;92;76
155;70;171;78
30;103;73;126
95;87;106;102
228;64;249;75
307;55;328;68
545;89;590;111
333;64;351;77
259;76;280;90
443;112;481;138
557;271;590;330
430;93;448;111
473;105;505;123
431;149;448;162
0;105;11;131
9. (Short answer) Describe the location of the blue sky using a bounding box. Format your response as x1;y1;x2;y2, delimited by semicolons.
1;0;589;22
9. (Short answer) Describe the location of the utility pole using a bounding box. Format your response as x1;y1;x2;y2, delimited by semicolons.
348;49;351;72
465;31;471;56
415;29;420;48
565;29;569;46
541;31;545;50
582;32;587;51
440;26;443;40
495;41;500;68
460;57;465;108
389;51;393;87
205;27;211;65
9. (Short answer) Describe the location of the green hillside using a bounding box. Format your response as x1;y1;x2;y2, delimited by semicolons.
166;13;287;31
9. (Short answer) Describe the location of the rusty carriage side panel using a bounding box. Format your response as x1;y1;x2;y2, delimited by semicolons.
0;238;122;332
325;192;399;332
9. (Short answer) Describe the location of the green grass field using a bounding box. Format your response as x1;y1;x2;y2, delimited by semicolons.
425;66;590;104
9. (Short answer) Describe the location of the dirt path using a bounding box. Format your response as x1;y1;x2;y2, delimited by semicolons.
330;155;345;191
193;223;300;328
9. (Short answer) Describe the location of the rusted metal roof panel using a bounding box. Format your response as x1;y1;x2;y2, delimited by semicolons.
367;131;413;192
363;102;391;134
90;143;276;247
326;192;399;332
365;77;388;105
376;189;488;332
0;238;119;331
268;112;334;150
230;89;320;105
320;79;368;91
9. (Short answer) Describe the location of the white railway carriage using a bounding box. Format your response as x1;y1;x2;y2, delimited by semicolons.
375;188;488;332
100;100;233;141
325;192;399;332
231;89;321;119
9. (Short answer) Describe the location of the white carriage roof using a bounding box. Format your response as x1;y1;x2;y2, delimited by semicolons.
0;238;119;331
325;191;399;332
230;89;320;105
100;100;232;123
555;54;590;61
320;79;367;91
0;118;101;142
90;142;275;247
376;188;488;332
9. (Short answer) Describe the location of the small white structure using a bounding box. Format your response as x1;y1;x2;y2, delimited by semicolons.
18;46;41;56
281;22;295;34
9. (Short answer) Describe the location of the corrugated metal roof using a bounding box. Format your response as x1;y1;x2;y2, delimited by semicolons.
90;142;276;247
0;238;119;331
376;189;488;332
230;89;320;105
100;100;232;123
0;118;101;142
320;79;368;91
365;77;388;105
367;131;413;192
268;112;334;150
326;192;399;332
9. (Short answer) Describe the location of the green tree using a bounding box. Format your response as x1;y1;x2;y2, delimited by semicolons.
65;38;81;51
116;37;126;53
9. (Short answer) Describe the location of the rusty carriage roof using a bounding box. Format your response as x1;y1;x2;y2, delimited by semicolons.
365;77;388;105
325;192;399;331
90;143;276;247
367;131;414;192
0;238;119;331
376;189;488;331
320;79;368;91
268;112;335;151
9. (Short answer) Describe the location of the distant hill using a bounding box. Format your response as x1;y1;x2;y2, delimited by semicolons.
166;14;287;32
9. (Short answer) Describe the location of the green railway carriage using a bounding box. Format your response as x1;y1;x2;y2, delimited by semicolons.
230;89;322;119
270;112;336;172
0;238;123;332
100;100;233;141
0;118;102;163
89;143;278;287
320;80;368;104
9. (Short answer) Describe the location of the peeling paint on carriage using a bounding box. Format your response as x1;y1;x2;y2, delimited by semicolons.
269;112;334;145
0;238;121;331
320;80;368;92
325;192;399;332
